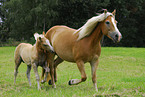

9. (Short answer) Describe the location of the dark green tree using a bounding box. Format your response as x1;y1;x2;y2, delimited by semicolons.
2;0;58;41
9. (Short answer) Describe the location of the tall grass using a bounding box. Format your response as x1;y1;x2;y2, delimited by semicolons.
0;47;145;97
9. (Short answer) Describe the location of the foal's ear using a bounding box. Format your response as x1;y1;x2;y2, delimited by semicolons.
112;9;116;16
43;31;45;36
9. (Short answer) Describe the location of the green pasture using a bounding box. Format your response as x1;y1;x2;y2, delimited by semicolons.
0;47;145;97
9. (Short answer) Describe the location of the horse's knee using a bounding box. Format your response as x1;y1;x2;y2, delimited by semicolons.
82;77;87;82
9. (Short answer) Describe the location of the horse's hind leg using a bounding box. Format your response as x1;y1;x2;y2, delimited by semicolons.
54;57;63;82
48;57;63;85
14;56;22;84
26;65;31;86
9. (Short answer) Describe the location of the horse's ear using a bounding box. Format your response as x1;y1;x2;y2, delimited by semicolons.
43;31;45;36
112;9;116;16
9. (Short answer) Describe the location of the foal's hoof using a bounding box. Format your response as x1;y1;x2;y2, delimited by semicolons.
48;80;52;85
48;80;57;85
41;80;46;84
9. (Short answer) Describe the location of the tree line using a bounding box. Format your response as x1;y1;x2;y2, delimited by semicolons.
0;0;145;47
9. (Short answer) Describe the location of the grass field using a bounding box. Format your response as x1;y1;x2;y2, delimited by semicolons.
0;47;145;97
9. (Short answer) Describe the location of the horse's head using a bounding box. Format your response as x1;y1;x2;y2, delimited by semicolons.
101;10;122;43
34;33;54;52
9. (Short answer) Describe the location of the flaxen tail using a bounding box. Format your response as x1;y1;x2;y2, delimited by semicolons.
14;44;22;84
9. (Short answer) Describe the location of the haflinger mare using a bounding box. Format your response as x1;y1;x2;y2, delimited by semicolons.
14;32;55;90
41;9;122;92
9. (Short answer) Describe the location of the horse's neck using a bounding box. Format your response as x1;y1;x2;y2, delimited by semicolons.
87;24;103;46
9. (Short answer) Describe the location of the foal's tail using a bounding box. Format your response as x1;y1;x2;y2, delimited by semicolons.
14;44;23;84
14;44;21;64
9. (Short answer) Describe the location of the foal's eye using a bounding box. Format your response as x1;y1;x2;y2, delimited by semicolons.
43;44;48;46
105;21;110;25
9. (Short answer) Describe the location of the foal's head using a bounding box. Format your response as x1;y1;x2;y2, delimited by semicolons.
34;33;54;52
101;10;122;43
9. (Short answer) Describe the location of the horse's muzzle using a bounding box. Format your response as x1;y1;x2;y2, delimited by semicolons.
114;34;122;43
109;32;122;43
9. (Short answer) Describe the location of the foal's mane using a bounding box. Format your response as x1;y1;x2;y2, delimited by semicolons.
74;12;114;40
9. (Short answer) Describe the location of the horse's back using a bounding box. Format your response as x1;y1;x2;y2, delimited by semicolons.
46;25;76;41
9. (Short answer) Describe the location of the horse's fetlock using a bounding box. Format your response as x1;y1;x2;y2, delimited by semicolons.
82;77;87;82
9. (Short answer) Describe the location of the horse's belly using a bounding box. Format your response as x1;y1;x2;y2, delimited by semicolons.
56;48;75;62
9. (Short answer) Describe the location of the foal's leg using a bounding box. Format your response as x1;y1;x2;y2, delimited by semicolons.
14;56;21;84
41;62;50;83
69;60;87;85
41;68;45;83
32;63;41;90
90;59;99;92
26;65;32;86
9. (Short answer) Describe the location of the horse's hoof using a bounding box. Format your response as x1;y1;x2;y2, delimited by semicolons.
48;80;52;85
68;80;72;85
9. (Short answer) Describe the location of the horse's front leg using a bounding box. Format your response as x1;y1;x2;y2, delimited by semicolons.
32;63;41;90
69;60;87;85
90;59;99;92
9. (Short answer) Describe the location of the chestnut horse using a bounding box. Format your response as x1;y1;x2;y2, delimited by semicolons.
44;10;122;91
14;33;54;90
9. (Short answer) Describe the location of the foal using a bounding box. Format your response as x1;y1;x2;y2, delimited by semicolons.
14;33;54;90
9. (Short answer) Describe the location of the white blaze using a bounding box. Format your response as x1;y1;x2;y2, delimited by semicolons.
111;17;122;37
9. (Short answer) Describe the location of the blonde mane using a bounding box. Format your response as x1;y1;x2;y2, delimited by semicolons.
74;12;114;40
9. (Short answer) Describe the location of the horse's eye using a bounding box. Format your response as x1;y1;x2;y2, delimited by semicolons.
105;21;110;25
